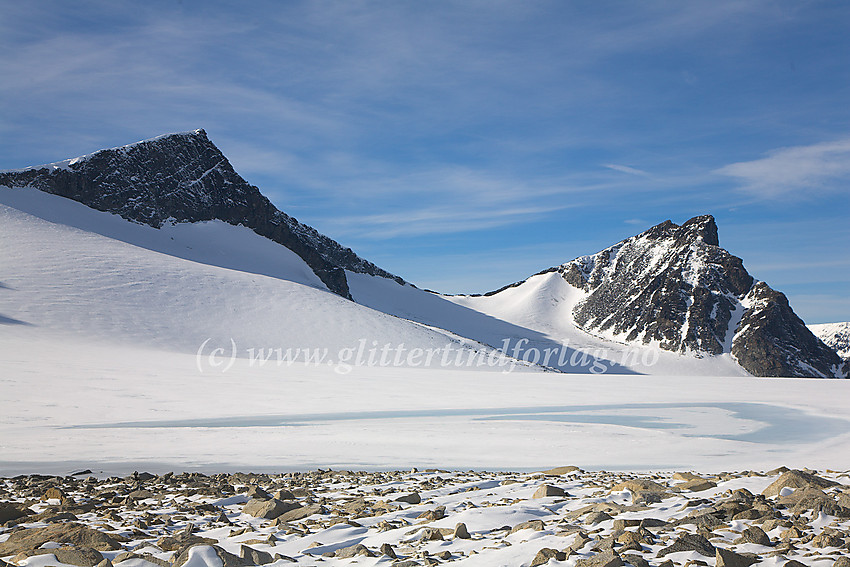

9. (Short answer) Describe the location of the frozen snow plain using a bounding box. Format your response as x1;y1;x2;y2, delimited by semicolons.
1;186;850;476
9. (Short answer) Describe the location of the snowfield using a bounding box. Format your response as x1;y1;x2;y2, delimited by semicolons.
1;186;849;477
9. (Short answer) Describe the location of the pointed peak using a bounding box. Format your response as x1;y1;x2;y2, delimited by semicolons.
3;129;215;174
123;128;211;149
681;214;719;246
640;215;718;246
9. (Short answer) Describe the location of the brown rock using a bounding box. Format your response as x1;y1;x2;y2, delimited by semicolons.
541;466;580;475
454;522;471;539
715;547;758;567
510;519;546;534
735;525;771;546
0;502;31;523
240;545;273;565
533;484;567;499
679;479;717;492
156;532;218;552
761;470;838;497
531;548;566;566
419;527;444;541
276;504;323;522
0;523;121;555
53;547;106;567
242;498;299;519
333;543;374;558
575;549;623;567
172;545;247;567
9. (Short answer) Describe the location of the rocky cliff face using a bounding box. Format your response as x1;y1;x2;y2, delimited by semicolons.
733;283;845;378
556;215;845;378
0;130;402;298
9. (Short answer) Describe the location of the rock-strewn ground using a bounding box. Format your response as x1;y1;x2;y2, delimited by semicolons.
1;468;848;567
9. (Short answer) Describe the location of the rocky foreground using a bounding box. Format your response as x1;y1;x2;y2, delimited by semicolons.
1;468;848;567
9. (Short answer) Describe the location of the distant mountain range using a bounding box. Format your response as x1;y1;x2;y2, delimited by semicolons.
1;130;845;378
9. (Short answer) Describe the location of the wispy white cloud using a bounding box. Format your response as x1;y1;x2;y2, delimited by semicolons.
716;139;850;198
325;203;577;239
603;164;650;177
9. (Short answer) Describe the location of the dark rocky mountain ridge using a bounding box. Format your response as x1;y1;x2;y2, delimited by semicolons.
0;130;402;299
544;215;844;378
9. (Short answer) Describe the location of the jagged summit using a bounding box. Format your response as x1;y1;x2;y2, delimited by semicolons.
644;214;720;246
0;130;404;298
560;214;752;356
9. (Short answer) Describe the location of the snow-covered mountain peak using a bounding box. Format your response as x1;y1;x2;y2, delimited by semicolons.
476;215;846;378
0;130;403;299
558;215;752;356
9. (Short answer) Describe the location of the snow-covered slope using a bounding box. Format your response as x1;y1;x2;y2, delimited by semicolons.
810;322;850;361
0;187;503;370
348;268;748;376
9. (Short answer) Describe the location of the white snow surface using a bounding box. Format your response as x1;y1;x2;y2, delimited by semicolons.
810;321;850;359
0;186;498;360
1;186;850;475
350;269;749;376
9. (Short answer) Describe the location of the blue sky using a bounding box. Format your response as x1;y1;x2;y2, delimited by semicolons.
1;1;848;323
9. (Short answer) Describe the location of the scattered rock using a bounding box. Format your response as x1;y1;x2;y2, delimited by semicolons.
242;497;299;519
53;547;106;567
395;492;422;504
678;478;717;492
735;525;771;546
575;549;623;567
240;545;273;565
622;554;650;567
276;503;323;522
533;484;567;498
531;547;566;566
0;522;122;554
245;485;270;499
454;522;471;539
380;543;397;558
715;547;758;567
761;470;838;497
172;545;247;567
510;519;545;534
657;533;715;557
585;511;613;525
541;466;580;475
418;527;444;541
811;532;844;548
332;543;374;558
611;479;668;504
0;502;31;523
156;533;218;552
